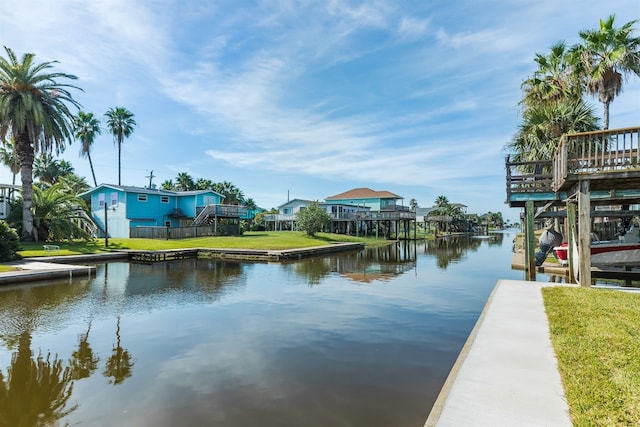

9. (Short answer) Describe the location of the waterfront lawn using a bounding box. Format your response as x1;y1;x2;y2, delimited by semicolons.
543;286;640;426
0;265;17;272
16;231;390;257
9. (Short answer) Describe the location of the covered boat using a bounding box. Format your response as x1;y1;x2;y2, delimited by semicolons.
554;227;640;267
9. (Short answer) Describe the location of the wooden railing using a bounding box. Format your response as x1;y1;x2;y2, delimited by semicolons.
192;204;247;225
505;156;554;197
553;126;640;190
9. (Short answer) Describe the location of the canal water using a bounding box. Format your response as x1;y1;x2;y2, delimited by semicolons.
0;232;525;427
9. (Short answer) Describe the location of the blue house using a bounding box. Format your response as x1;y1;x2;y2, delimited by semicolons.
79;184;224;238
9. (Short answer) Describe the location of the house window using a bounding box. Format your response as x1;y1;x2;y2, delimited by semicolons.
160;196;169;203
165;221;171;227
138;194;148;202
284;208;292;214
111;193;118;206
98;193;105;207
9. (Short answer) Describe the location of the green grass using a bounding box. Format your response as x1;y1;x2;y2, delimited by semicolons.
543;287;640;426
0;265;17;272
15;231;391;257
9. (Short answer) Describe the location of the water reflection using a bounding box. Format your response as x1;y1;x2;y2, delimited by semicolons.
69;321;99;380
0;333;77;427
0;234;522;427
292;242;417;285
103;316;134;385
424;233;504;269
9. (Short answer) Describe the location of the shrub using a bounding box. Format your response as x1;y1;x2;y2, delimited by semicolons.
0;220;21;261
295;202;331;236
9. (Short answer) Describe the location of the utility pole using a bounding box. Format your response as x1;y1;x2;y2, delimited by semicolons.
146;170;155;189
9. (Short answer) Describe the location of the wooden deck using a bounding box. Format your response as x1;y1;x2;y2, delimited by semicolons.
506;127;640;285
507;126;640;210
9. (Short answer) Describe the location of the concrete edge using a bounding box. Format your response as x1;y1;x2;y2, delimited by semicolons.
423;278;504;427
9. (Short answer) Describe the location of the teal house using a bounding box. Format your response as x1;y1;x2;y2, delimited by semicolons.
324;188;405;211
79;184;224;238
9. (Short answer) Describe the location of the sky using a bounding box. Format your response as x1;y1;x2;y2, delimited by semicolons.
1;0;639;222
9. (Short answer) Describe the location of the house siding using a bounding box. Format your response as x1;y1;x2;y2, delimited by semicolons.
82;185;223;238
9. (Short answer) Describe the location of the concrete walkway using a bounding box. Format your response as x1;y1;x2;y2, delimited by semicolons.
0;259;98;285
424;279;573;427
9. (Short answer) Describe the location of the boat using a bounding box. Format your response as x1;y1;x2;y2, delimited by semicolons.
554;227;640;267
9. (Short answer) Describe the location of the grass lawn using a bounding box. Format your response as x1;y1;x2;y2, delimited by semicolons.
0;265;17;272
543;286;640;426
15;231;391;257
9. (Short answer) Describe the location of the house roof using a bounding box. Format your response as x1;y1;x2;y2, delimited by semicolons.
325;187;402;201
78;184;222;199
277;198;314;209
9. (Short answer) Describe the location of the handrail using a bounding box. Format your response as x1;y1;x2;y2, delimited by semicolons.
553;126;640;190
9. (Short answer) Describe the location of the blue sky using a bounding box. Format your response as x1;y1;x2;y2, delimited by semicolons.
1;0;639;222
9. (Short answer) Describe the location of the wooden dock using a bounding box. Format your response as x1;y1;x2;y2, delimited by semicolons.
511;253;569;277
122;242;365;263
125;249;200;262
511;252;640;285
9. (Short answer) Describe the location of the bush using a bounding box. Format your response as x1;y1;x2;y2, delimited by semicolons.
0;220;21;261
295;202;331;236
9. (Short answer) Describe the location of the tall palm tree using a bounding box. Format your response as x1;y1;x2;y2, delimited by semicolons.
0;47;80;240
73;111;101;186
104;107;136;185
175;172;194;191
521;41;582;109
572;15;640;129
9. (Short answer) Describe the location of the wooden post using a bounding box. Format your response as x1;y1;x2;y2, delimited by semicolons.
104;202;109;248
578;180;592;286
567;201;577;283
525;200;536;281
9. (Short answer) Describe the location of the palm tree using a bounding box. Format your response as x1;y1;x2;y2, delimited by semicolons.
7;182;91;241
104;107;136;185
175;172;195;191
73;111;101;187
58;173;90;195
160;179;175;190
434;195;449;208
0;47;81;240
572;15;640;129
244;197;258;210
213;181;244;204
195;178;213;190
521;41;582;109
34;153;74;185
0;138;20;201
0;138;20;186
509;98;600;167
